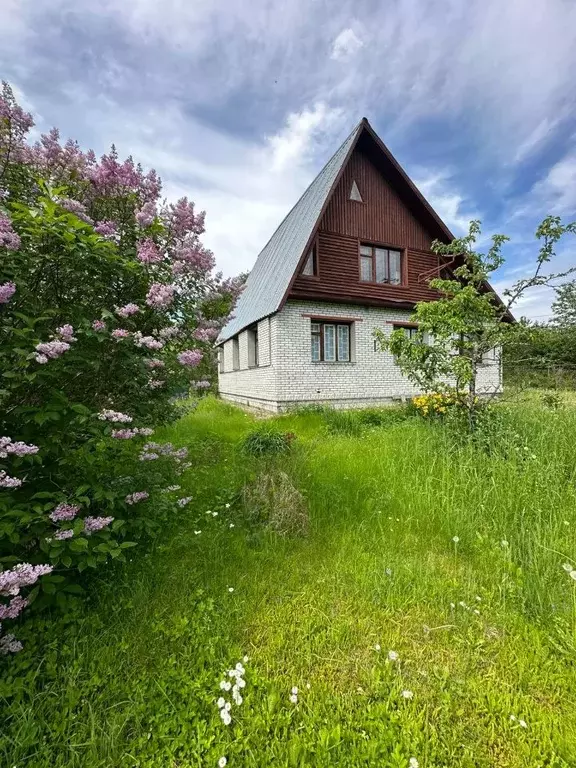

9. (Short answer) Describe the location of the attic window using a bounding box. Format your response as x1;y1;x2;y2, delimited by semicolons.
301;244;317;276
349;180;363;202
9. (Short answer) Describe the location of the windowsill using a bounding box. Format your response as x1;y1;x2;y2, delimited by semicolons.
311;360;356;365
359;280;406;288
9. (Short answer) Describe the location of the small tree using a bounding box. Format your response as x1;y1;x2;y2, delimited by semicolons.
375;218;576;428
552;280;576;328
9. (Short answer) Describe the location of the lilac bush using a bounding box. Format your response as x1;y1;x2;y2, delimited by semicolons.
0;80;243;651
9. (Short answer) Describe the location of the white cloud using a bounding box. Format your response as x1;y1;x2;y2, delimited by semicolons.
512;117;560;165
529;153;576;216
330;27;364;60
414;173;479;235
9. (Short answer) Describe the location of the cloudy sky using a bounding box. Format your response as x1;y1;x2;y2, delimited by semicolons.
2;0;576;319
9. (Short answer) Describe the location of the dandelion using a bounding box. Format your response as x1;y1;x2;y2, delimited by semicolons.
228;587;234;593
225;503;231;509
401;690;414;699
562;563;573;572
501;540;509;547
243;655;249;663
473;609;480;615
570;571;576;581
375;643;381;652
232;689;243;705
220;710;232;725
388;650;398;662
218;758;227;767
217;697;226;709
236;678;246;689
519;719;527;728
289;694;298;704
236;662;245;674
212;511;218;517
220;681;232;691
385;567;392;576
229;523;235;528
194;530;202;535
510;714;516;722
291;686;298;695
452;536;460;544
306;682;311;689
409;759;419;768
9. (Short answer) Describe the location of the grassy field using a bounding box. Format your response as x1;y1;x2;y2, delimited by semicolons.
2;397;576;767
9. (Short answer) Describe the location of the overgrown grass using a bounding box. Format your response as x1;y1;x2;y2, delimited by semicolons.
2;396;576;767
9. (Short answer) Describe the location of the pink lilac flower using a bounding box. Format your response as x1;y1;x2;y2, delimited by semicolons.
0;213;21;251
137;238;162;264
135;201;157;228
0;281;17;303
193;327;219;342
178;349;203;367
110;427;152;439
0;633;23;654
148;379;164;389
158;326;180;339
171;244;215;274
54;529;74;541
56;324;76;342
50;503;80;522
111;329;130;340
98;409;133;423
83;516;114;534
115;303;140;318
0;563;53;596
145;358;165;368
92;320;106;331
35;340;70;360
94;220;117;237
133;333;164;350
0;437;39;458
125;491;149;505
161;197;205;238
56;197;93;224
195;380;211;389
146;283;175;309
0;83;34;136
0;471;22;488
138;427;154;437
0;596;28;620
35;354;48;364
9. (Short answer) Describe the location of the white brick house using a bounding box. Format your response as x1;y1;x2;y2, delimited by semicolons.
217;119;503;412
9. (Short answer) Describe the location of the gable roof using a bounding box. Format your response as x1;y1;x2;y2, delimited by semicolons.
217;118;509;343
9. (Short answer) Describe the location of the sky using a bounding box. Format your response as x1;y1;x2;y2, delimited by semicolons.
1;0;576;320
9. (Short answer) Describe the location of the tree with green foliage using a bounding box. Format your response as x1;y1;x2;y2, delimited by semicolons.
375;217;576;427
552;280;576;327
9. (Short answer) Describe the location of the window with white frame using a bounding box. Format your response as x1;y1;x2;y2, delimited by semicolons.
311;321;351;362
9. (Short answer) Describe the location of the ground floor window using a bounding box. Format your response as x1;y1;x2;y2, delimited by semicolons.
311;321;350;362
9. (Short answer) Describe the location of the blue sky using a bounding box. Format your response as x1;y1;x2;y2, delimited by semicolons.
1;0;576;319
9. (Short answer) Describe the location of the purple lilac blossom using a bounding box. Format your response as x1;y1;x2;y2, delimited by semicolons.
0;281;17;303
193;327;219;342
94;220;117;237
0;633;23;654
54;529;74;541
83;516;114;534
0;213;21;251
158;326;180;339
195;380;211;389
35;340;70;359
0;563;53;596
148;379;164;389
145;358;165;368
137;238;162;264
0;437;39;457
133;333;164;350
92;320;106;331
50;503;80;522
125;491;149;505
111;328;131;340
0;471;22;488
115;303;140;318
177;349;203;367
135;201;157;227
56;197;93;224
98;409;133;423
56;324;76;342
0;595;28;620
146;283;175;309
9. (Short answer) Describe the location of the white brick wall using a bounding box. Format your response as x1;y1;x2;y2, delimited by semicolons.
218;300;502;411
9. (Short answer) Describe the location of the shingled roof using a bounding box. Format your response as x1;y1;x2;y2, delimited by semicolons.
217;120;364;343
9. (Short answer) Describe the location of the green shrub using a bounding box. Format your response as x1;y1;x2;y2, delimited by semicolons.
241;425;295;457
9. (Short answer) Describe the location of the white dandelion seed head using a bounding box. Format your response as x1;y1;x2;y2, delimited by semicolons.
229;523;235;528
224;702;231;712
388;650;398;662
562;563;573;572
385;567;392;576
225;503;231;508
243;655;249;663
289;694;298;704
236;678;246;688
233;691;243;705
228;669;237;678
409;759;419;768
306;682;311;689
519;719;527;728
218;757;227;767
510;714;516;721
452;536;460;543
223;681;231;691
219;681;227;690
450;602;455;609
212;511;218;517
217;697;226;709
291;686;298;695
235;662;245;673
375;643;381;651
401;689;414;699
501;540;509;547
228;587;234;593
220;710;232;725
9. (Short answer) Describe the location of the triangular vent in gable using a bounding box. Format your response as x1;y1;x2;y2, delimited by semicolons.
349;180;363;202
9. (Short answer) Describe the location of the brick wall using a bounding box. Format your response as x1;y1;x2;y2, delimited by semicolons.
218;300;502;411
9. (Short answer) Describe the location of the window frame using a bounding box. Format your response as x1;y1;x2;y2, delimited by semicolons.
311;320;351;363
232;337;240;371
247;324;259;368
300;238;319;278
392;322;429;345
358;242;405;286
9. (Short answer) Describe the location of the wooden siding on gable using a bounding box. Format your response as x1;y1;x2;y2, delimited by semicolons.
291;231;443;306
319;147;433;250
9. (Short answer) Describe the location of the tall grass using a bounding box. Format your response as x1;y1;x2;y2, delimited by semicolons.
2;397;576;767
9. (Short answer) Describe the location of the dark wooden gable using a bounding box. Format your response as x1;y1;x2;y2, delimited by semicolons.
290;128;449;308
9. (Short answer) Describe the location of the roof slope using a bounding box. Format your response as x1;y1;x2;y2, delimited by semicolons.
217;121;363;342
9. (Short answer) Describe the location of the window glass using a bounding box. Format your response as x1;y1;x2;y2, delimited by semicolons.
337;325;350;361
302;246;315;276
323;325;336;361
389;250;401;284
311;334;321;362
350;180;363;202
360;256;373;282
374;248;388;283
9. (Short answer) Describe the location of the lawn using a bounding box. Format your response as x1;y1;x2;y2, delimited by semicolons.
2;397;576;767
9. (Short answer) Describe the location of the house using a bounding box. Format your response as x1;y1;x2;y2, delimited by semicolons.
216;118;502;412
